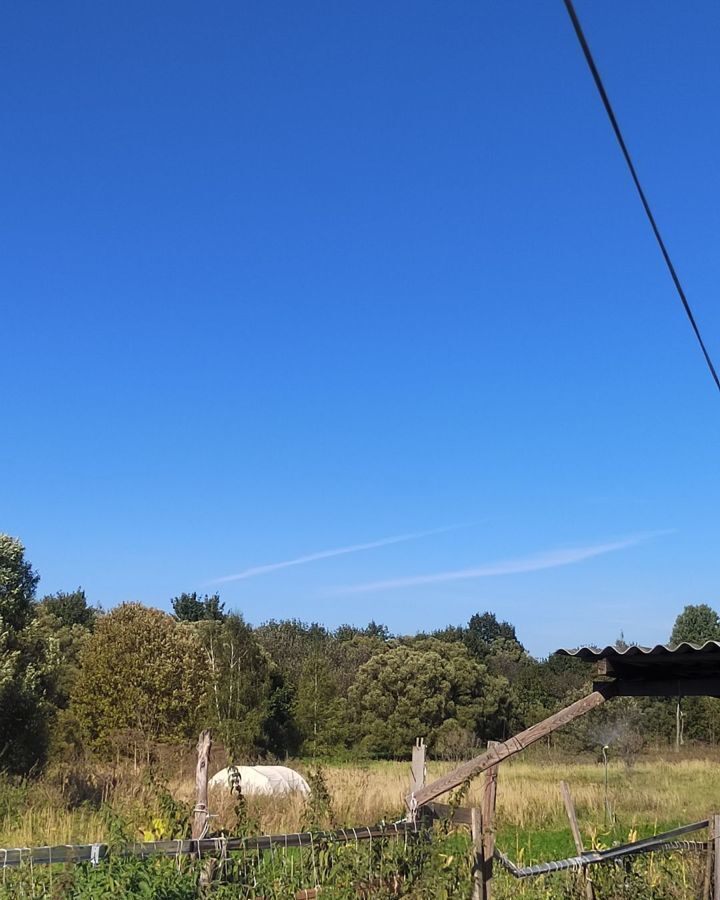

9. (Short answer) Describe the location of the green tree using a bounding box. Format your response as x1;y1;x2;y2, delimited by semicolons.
171;592;225;622
0;534;39;631
71;603;205;753
256;618;387;753
347;641;507;757
256;619;330;687
670;604;720;646
464;611;522;659
430;624;465;644
0;535;56;772
199;614;295;758
24;589;100;727
294;652;346;755
39;588;98;629
364;620;390;641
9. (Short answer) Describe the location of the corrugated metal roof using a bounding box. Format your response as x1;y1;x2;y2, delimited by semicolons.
555;641;720;660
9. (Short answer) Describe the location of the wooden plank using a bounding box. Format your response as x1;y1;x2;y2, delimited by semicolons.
560;781;595;900
425;802;473;826
471;807;484;900
192;730;212;839
481;741;499;899
411;688;613;807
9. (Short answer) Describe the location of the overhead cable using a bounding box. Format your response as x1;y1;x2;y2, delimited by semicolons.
563;0;720;394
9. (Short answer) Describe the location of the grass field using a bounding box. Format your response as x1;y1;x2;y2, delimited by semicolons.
3;750;720;858
2;750;719;897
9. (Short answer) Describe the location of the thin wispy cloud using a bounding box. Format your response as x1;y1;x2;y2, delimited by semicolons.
333;532;668;595
210;524;466;585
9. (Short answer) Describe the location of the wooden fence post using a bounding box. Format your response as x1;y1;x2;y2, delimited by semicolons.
481;741;499;899
560;781;594;900
192;730;214;889
407;737;426;819
703;817;713;900
192;730;212;840
471;807;484;900
411;738;426;794
714;814;720;900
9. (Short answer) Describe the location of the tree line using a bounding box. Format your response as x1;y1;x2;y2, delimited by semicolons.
3;533;720;776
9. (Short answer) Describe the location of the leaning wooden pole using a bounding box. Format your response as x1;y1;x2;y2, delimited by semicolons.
192;730;212;840
410;687;614;808
560;780;595;900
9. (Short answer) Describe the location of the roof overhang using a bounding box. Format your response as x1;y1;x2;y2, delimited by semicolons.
554;642;720;697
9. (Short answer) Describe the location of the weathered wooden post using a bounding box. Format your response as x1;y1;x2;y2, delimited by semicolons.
192;729;212;840
703;817;713;900
714;814;720;900
481;741;499;899
471;807;484;900
192;730;215;890
560;780;594;900
411;738;426;795
406;737;426;820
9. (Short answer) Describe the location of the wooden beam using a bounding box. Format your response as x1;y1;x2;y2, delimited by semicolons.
425;801;473;826
411;687;613;808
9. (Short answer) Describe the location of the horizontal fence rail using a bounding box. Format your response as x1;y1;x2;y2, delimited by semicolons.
0;821;421;869
495;819;710;879
425;801;473;826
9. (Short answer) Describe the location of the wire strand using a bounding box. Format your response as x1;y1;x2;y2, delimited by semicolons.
563;0;720;394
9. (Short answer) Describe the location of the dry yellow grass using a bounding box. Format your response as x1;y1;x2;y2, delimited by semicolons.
2;753;720;849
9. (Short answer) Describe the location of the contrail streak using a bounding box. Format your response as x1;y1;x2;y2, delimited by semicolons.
334;532;667;594
210;524;465;584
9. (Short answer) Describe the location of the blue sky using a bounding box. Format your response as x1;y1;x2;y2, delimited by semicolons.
2;1;719;657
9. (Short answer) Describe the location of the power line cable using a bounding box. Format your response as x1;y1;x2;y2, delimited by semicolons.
562;0;720;394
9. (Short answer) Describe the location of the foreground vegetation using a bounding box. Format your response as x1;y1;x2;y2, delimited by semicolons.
1;753;719;897
0;838;706;899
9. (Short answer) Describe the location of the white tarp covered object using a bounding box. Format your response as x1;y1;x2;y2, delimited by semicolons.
209;765;310;797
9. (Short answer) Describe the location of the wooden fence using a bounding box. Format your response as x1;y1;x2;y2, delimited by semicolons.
4;731;720;898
